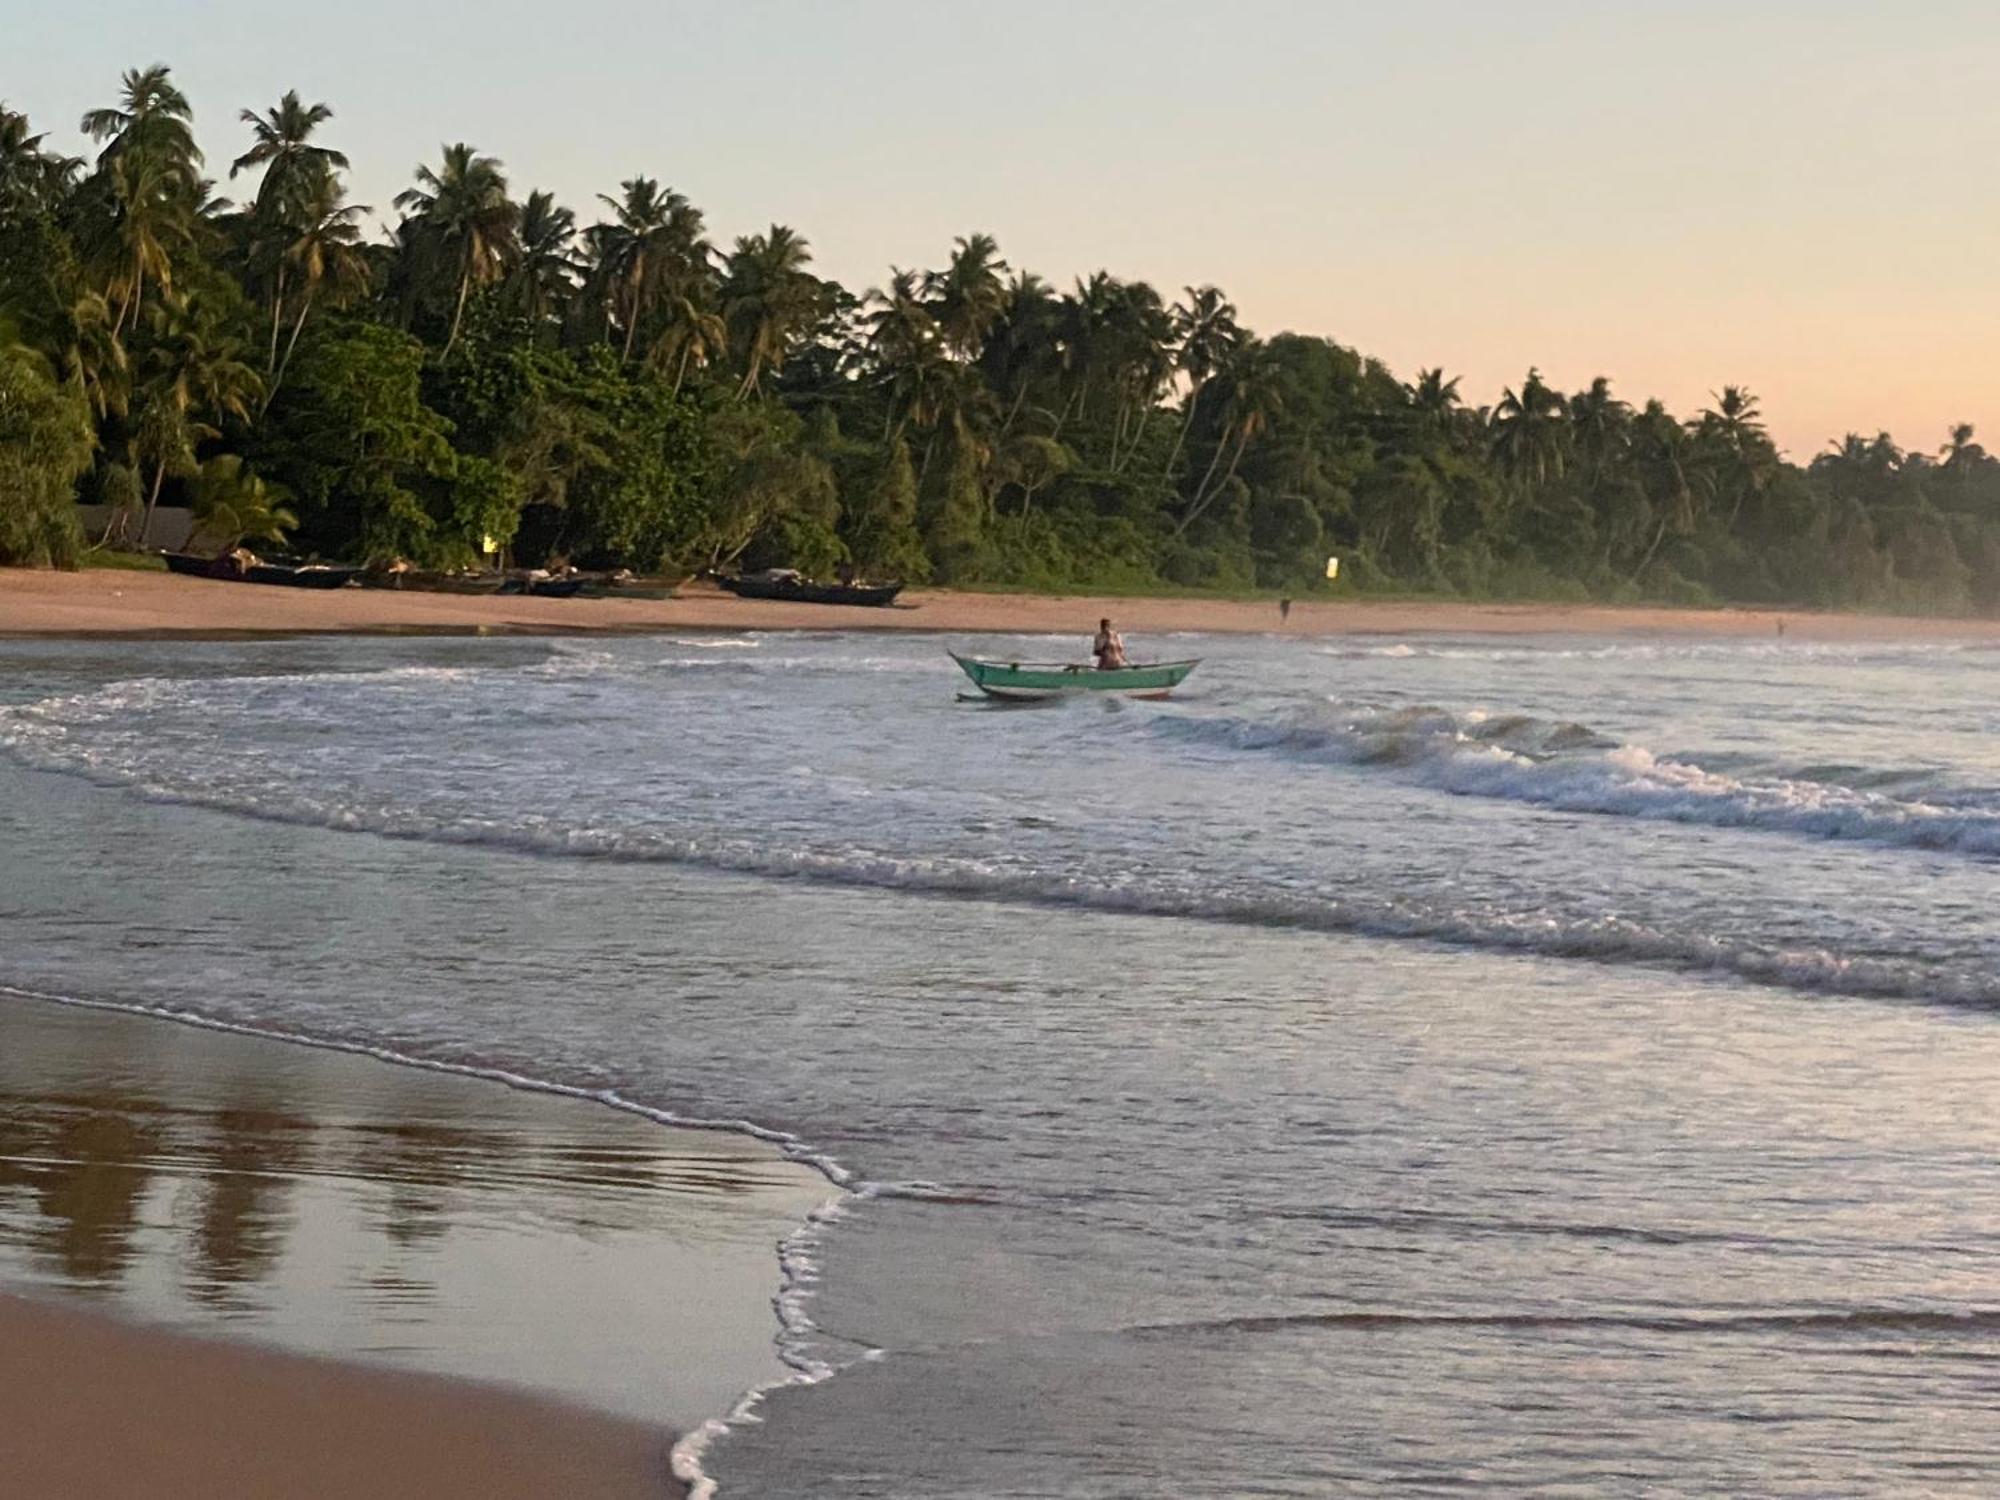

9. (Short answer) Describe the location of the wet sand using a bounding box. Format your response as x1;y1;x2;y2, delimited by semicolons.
0;994;833;1495
6;567;2000;641
1;1290;674;1499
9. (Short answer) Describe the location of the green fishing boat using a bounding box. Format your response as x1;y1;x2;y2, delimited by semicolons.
950;652;1200;701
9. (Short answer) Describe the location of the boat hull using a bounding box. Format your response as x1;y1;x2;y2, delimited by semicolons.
163;552;362;588
715;574;905;607
951;653;1198;700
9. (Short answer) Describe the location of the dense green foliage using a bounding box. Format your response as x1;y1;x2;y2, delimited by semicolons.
5;67;2000;609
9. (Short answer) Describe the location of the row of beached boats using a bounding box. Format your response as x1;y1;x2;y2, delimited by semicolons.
160;555;906;606
162;550;1196;700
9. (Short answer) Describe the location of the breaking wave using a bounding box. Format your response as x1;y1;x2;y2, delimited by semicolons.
1144;705;2000;859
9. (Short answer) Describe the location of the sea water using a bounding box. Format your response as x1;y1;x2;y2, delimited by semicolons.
5;628;2000;1495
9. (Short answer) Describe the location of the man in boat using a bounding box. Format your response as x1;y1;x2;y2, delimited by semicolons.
1092;618;1128;670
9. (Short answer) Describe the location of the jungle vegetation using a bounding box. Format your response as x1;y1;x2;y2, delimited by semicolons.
5;67;2000;613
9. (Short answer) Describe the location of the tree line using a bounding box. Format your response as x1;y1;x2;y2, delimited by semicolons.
4;65;2000;611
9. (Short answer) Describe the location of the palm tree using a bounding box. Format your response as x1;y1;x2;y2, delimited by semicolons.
393;144;519;357
721;224;818;398
1407;368;1462;426
81;65;200;182
593;177;709;362
132;300;262;543
1567;376;1631;486
507;190;580;329
650;289;728;396
923;233;1009;360
1695;385;1775;526
1164;286;1242;481
865;269;942;438
231;92;345;218
264;173;370;409
1490;367;1568;486
1180;337;1283;534
80;67;203;335
0;105;80;215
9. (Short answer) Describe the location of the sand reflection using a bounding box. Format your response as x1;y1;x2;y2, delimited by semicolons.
0;998;831;1428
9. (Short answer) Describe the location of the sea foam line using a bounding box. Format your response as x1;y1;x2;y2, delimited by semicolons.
0;980;903;1500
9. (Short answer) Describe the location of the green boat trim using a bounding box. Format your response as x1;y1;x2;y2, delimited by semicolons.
950;652;1200;700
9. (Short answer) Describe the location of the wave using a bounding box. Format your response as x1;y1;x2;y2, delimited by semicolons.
1321;639;1995;665
1144;705;2000;860
2;711;1993;1009
1131;1305;2000;1341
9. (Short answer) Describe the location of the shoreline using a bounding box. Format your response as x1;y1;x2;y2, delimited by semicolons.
0;1290;679;1500
0;989;833;1499
7;568;2000;641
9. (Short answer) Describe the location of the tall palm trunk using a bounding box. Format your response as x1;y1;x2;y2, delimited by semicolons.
264;287;317;413
266;262;288;375
1162;382;1204;483
443;267;472;359
139;458;167;548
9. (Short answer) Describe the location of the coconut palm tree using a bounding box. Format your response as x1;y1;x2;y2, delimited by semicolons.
721;224;818;399
650;288;727;396
1179;337;1283;533
1407;368;1462;425
230;92;346;218
923;232;1009;361
865;269;942;438
593;177;709;362
80;67;204;335
0;105;80;216
1567;376;1631;487
393;144;519;357
81;65;201;183
264;173;370;409
131;298;262;544
507;190;580;329
1490;367;1568;486
1164;285;1241;480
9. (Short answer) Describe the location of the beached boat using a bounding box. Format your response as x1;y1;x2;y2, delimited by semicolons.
713;569;904;607
496;574;589;598
951;652;1199;701
162;551;363;589
362;567;509;595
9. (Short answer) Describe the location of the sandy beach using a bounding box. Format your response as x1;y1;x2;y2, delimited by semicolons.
0;994;830;1498
6;567;2000;641
0;1290;675;1500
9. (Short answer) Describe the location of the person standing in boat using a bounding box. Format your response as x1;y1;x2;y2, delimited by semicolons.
1093;618;1128;670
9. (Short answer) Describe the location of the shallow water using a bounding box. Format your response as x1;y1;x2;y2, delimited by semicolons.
0;996;826;1431
5;629;2000;1494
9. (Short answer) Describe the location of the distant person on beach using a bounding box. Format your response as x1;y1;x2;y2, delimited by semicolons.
1280;597;1293;622
1093;618;1128;670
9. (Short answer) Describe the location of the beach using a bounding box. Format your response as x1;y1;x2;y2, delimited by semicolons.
0;1291;673;1500
6;566;2000;641
0;994;830;1498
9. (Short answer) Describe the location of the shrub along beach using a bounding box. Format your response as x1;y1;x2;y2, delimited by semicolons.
5;66;2000;611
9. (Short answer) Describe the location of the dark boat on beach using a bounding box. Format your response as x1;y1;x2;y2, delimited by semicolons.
163;551;363;589
362;568;508;595
712;568;905;607
497;574;589;598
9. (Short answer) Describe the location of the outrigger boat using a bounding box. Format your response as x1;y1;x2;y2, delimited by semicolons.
951;652;1199;701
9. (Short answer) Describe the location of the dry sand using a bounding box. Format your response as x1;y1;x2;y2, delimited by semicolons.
0;1291;676;1499
6;567;2000;641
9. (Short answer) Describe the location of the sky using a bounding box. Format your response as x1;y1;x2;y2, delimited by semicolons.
10;0;2000;456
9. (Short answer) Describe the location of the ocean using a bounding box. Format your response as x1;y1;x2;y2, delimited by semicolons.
5;627;2000;1495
